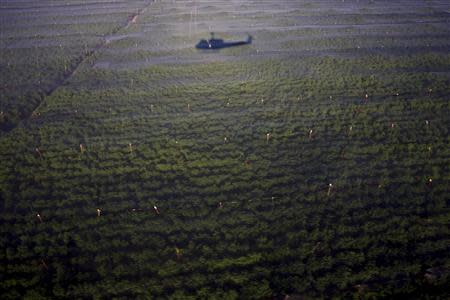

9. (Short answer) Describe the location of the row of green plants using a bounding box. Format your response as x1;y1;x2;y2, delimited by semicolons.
2;55;449;299
0;0;152;132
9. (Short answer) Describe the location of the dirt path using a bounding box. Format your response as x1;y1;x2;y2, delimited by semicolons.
8;0;155;133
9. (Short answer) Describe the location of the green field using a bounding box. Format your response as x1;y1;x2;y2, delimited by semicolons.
1;0;449;299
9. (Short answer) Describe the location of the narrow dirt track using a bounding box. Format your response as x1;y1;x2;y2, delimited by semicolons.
8;0;155;133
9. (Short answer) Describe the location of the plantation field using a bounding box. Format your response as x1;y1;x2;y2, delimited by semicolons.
1;0;449;299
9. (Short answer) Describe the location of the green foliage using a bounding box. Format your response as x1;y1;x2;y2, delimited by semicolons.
1;0;450;299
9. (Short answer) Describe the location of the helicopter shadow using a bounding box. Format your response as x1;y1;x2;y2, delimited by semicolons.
195;32;252;50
